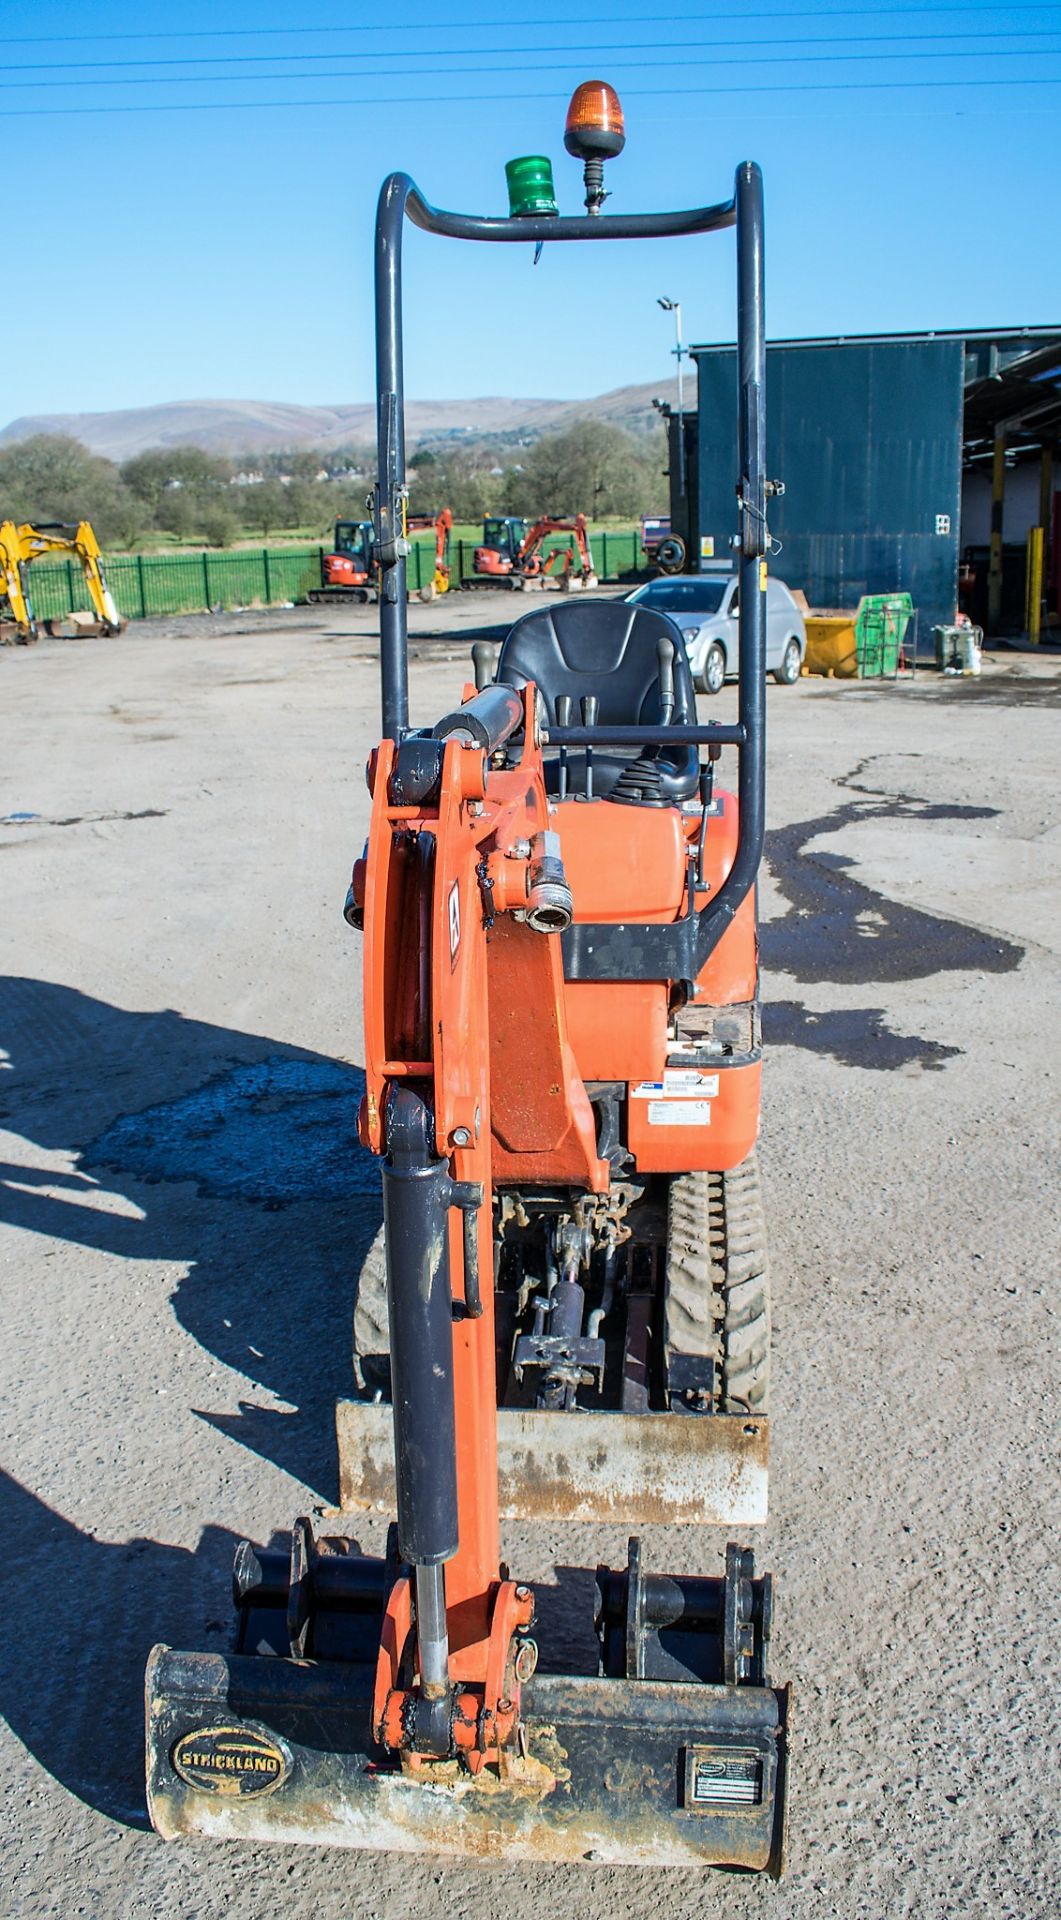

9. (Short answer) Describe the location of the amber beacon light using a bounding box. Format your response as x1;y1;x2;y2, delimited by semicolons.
564;81;626;212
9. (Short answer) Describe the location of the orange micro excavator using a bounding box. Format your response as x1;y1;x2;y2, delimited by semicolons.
307;517;377;604
146;82;789;1873
472;510;598;590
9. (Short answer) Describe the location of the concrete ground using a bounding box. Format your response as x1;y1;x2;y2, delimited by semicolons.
1;598;1058;1919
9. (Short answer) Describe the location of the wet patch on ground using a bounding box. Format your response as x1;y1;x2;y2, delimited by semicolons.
7;1026;385;1494
762;762;1024;1069
1;807;167;830
865;665;1061;709
84;1055;375;1207
764;792;1021;987
764;1001;960;1071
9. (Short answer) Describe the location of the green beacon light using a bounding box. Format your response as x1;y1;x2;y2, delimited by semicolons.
505;154;559;219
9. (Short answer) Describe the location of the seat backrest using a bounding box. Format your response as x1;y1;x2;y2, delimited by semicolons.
496;597;695;726
495;602;698;806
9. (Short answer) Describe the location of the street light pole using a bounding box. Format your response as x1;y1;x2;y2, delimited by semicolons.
658;296;686;500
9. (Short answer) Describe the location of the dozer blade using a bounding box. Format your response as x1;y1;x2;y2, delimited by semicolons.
146;1652;787;1870
337;1399;769;1528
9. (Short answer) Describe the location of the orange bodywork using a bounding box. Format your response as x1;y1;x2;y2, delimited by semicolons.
559;788;759;1169
358;678;760;1745
324;552;369;587
473;545;512;576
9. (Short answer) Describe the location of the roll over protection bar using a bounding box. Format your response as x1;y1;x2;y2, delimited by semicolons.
373;164;766;989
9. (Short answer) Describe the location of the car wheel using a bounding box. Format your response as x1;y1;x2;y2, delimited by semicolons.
774;637;801;685
699;642;726;696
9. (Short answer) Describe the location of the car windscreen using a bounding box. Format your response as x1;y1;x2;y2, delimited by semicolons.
632;580;728;615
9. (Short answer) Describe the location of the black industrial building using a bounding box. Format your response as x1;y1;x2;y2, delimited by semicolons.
665;327;1061;643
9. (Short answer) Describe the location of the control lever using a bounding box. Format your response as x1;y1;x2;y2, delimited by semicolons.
656;634;675;724
555;695;574;799
697;763;714;886
470;640;498;691
580;694;599;799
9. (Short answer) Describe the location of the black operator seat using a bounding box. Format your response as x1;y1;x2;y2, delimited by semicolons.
495;598;699;804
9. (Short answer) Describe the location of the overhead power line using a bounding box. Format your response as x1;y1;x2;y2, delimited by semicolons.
1;73;1058;120
5;2;1061;47
4;26;1056;75
4;43;1057;93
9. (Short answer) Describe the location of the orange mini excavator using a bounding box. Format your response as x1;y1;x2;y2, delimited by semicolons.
147;83;788;1872
307;517;377;604
472;510;598;589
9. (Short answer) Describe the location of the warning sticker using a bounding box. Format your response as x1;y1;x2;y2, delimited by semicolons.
647;1100;712;1126
663;1068;719;1098
632;1072;719;1100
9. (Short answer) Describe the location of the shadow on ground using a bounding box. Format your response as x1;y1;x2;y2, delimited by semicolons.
0;1463;601;1829
0;979;387;1824
0;1466;238;1828
761;779;1024;1070
0;976;381;1495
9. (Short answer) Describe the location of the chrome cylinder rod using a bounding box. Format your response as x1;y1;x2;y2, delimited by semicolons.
415;1562;450;1699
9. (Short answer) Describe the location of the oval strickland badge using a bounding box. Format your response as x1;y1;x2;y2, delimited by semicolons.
171;1724;289;1798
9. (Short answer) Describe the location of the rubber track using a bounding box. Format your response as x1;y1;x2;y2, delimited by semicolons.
663;1152;770;1415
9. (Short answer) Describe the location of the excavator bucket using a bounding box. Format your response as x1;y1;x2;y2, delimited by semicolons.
45;608;127;639
146;1532;787;1871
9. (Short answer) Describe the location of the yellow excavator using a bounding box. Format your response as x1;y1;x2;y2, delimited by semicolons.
0;519;124;643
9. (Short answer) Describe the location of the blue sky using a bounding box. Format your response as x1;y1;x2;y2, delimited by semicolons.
5;1;1060;420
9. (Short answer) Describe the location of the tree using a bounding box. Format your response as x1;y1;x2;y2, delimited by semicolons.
0;434;145;547
500;419;666;520
199;504;239;548
239;481;290;539
121;447;233;534
281;478;321;530
406;445;503;522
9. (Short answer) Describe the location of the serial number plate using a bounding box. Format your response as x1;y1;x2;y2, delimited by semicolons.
685;1745;763;1808
647;1100;712;1125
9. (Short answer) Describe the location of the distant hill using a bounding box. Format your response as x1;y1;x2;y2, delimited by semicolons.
0;379;690;463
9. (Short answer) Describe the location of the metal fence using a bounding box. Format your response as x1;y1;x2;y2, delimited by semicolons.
25;545;322;623
23;530;647;624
